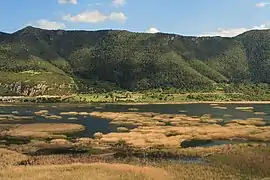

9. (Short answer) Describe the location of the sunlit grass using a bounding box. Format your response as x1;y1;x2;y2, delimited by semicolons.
60;111;79;116
45;115;62;120
229;118;266;126
0;148;27;168
34;110;49;116
254;112;266;115
67;117;78;120
212;106;227;110
4;123;85;138
0;114;35;122
78;112;89;116
117;127;129;132
0;163;171;180
235;106;254;110
128;108;139;111
90;111;270;147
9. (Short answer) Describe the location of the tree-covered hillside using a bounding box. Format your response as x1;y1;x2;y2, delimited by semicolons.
0;26;270;95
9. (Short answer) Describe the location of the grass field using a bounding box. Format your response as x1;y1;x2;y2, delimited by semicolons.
0;143;270;180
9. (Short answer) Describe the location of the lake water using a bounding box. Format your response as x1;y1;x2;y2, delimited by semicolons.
1;103;270;139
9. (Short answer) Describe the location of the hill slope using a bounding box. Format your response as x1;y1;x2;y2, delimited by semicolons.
0;26;270;95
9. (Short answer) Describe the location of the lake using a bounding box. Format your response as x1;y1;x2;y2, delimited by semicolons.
1;103;270;139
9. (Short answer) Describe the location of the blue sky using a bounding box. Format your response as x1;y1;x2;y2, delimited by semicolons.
0;0;270;36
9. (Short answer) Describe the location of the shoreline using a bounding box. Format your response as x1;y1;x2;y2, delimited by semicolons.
2;100;270;106
110;101;270;105
1;95;270;105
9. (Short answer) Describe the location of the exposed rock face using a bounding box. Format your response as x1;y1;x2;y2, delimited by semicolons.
0;82;48;96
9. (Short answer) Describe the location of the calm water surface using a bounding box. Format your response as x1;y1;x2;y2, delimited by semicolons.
1;103;270;138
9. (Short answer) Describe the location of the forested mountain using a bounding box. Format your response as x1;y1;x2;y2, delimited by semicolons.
0;26;270;95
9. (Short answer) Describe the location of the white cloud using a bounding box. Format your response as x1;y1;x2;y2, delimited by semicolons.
108;12;127;22
200;23;270;37
112;0;126;7
256;2;270;7
29;19;66;30
58;0;77;5
146;27;160;33
63;11;107;23
63;10;127;23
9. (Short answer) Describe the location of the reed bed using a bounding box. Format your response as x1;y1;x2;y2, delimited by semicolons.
90;111;270;147
3;123;85;138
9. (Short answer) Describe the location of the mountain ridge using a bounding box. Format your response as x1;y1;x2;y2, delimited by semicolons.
1;26;270;95
8;26;270;38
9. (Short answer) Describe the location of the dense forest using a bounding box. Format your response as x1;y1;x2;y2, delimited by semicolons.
0;26;270;95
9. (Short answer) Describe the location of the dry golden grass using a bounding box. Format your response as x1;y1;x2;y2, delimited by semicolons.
0;140;269;180
0;104;15;107
90;111;201;127
128;108;139;111
254;112;267;115
60;111;79;116
117;127;129;132
0;114;34;121
223;114;233;117
4;123;85;138
94;132;104;139
0;163;171;180
45;115;63;120
0;148;28;168
13;116;35;120
163;163;238;180
212;106;227;110
101;131;180;147
78;112;89;116
73;138;95;146
90;111;270;147
50;139;71;145
229;118;266;126
34;110;49;116
0;114;14;118
68;117;78;120
235;106;254;110
6;139;75;155
1;142;269;179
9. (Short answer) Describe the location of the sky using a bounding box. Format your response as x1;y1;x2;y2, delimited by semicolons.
0;0;270;37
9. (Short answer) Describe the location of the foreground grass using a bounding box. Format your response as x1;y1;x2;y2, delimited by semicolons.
0;153;267;180
0;140;270;179
0;148;28;168
0;163;241;180
0;163;171;180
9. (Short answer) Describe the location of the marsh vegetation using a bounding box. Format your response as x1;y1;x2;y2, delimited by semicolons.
0;103;270;179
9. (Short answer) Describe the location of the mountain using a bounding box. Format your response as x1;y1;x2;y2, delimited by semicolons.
0;26;270;95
